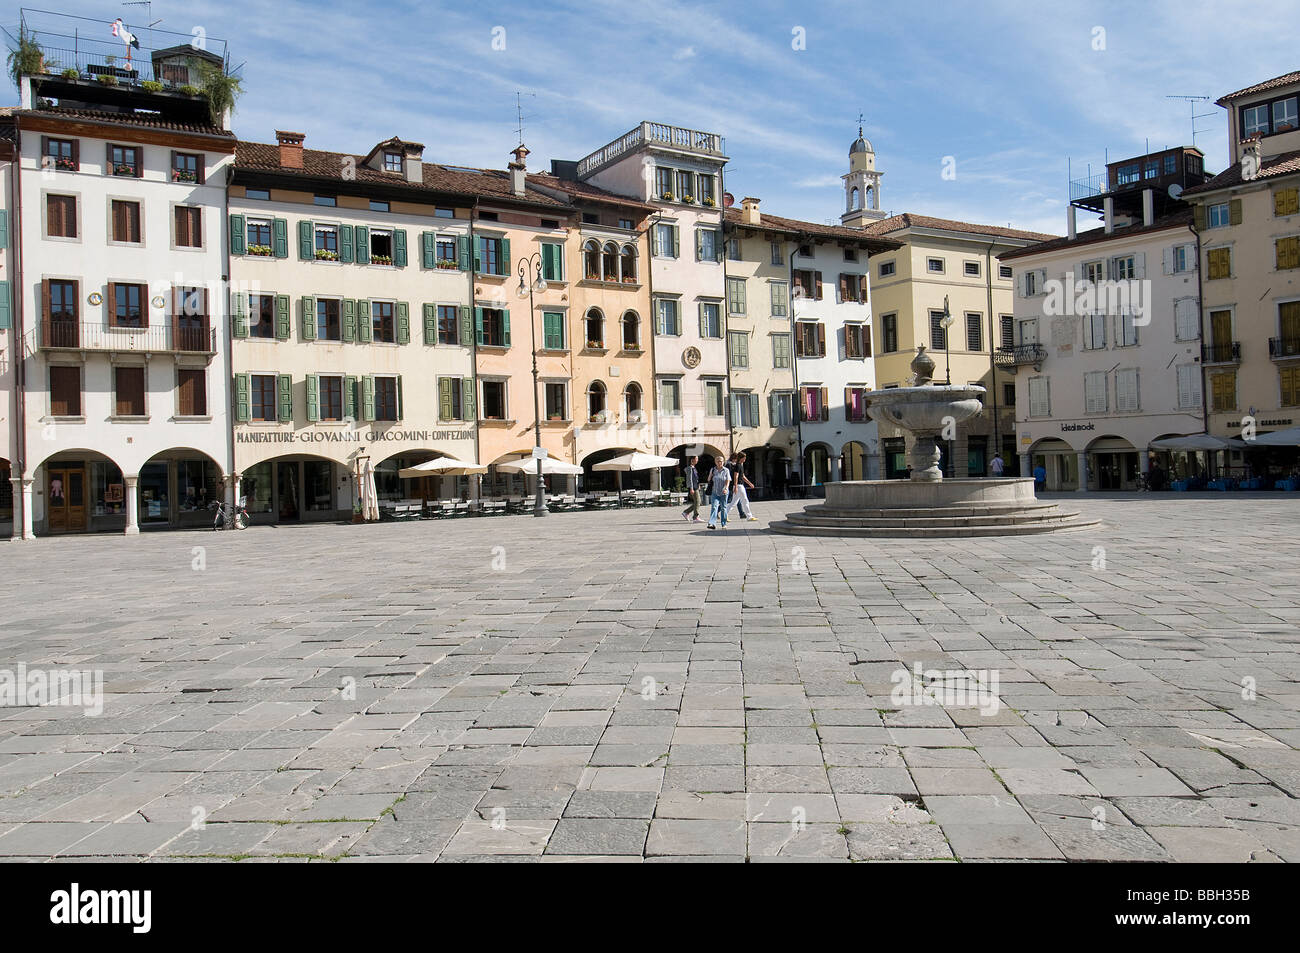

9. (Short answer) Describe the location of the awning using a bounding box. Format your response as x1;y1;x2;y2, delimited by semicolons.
397;457;486;478
591;452;680;472
1247;426;1300;447
1149;434;1245;451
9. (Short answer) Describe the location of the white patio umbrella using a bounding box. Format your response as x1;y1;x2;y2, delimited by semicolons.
1246;426;1300;446
397;456;487;477
591;452;680;472
1149;434;1245;451
496;455;583;475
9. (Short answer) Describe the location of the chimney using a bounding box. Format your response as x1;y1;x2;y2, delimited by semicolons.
275;130;304;170
1142;188;1154;227
741;196;761;226
404;143;424;185
509;143;530;196
1103;195;1114;235
1067;205;1076;241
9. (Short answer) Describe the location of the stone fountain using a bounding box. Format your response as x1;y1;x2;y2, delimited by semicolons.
771;347;1098;538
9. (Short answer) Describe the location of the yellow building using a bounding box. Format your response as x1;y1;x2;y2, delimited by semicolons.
859;214;1054;477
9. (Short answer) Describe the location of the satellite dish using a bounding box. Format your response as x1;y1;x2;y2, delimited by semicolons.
1168;184;1183;199
722;192;735;208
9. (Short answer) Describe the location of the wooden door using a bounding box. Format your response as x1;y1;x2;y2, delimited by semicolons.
47;468;85;532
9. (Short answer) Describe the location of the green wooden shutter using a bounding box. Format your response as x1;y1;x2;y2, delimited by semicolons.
343;375;357;418
749;393;760;426
654;301;664;335
355;225;370;264
460;305;473;345
671;226;680;258
357;300;372;343
396;375;404;420
229;213;246;255
232;292;248;337
0;280;11;329
277;374;293;422
339;224;354;263
423;303;437;344
301;296;316;341
695;229;703;261
502;309;511;347
422;231;435;269
500;238;511;275
362;375;376;421
1229;199;1243;226
0;209;9;248
394;229;408;268
396;302;410;344
305;373;319;422
698;303;707;337
459;235;472;271
462;378;475;420
438;378;453;420
234;373;250;422
475;306;485;345
298;220;313;259
275;294;291;340
342;299;357;342
1193;204;1206;231
769;392;780;426
272;218;288;258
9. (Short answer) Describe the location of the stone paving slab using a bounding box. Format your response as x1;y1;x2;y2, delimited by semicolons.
0;494;1296;861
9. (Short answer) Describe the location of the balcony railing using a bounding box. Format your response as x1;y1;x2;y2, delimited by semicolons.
1202;341;1242;365
1269;336;1300;360
995;344;1046;366
31;319;216;355
576;121;726;178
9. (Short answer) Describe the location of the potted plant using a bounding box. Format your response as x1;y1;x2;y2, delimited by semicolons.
113;163;135;175
587;339;603;349
61;68;79;80
661;191;674;202
548;412;563;421
55;156;76;171
682;194;694;204
141;80;163;92
98;74;118;86
371;253;393;265
314;249;339;261
6;26;46;86
437;259;458;269
179;84;199;96
248;244;273;257
196;61;243;126
702;197;717;207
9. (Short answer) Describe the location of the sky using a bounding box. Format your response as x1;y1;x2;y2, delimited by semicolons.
7;0;1299;235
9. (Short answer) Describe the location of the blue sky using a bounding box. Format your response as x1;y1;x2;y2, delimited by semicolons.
9;1;1299;234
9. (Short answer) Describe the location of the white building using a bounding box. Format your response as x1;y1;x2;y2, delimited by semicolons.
7;74;235;536
1;121;15;537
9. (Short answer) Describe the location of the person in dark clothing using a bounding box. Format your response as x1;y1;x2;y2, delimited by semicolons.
681;455;701;521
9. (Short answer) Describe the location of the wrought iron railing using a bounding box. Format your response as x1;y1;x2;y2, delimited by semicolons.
1202;341;1241;364
994;344;1046;366
1269;336;1300;359
31;319;216;355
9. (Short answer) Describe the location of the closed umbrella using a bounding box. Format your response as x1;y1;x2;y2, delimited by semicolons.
362;461;380;521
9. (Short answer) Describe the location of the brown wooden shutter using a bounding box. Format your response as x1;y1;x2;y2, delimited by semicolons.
70;139;79;170
106;142;113;172
134;146;143;178
106;282;117;326
41;135;50;161
174;205;187;247
816;323;826;356
844;388;852;421
40;278;51;346
170;150;178;181
814;271;823;300
820;387;829;421
863;325;872;357
858;275;868;302
177;368;193;416
839;273;849;301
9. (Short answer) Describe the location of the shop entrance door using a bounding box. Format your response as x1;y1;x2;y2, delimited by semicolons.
47;467;86;532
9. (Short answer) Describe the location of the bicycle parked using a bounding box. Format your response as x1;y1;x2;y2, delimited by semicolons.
211;497;249;530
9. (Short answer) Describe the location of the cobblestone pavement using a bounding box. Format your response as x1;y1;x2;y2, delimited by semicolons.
0;493;1297;862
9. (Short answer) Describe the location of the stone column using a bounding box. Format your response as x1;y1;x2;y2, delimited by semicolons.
1076;453;1089;493
1019;453;1031;478
124;476;140;535
16;478;35;540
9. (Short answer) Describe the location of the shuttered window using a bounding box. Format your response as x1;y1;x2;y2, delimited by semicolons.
965;313;982;351
1084;371;1108;413
250;374;277;421
177;368;206;416
1211;371;1237;412
50;365;81;416
1116;368;1140;411
1084;312;1106;349
1119;310;1139;346
728;330;749;368
111;200;141;243
1276;236;1300;270
115;366;146;416
543;311;565;350
1207;247;1231;279
772;333;791;368
1174;298;1200;341
175;205;202;247
930;311;948;350
1028;377;1051;418
1275;188;1299;217
1176;364;1202;408
1281;366;1300;407
47;194;77;238
726;277;746;315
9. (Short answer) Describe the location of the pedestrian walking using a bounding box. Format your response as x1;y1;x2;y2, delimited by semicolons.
1033;463;1047;491
706;455;733;530
990;453;1005;477
681;455;701;522
730;451;757;520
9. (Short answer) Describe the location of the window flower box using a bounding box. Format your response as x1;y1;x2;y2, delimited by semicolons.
141;80;163;93
702;197;717;207
247;244;273;257
55;157;76;171
623;343;641;352
172;169;197;182
621;275;637;284
61;68;79;80
586;340;604;350
681;195;694;204
97;74;118;86
314;249;340;261
112;163;136;176
371;254;393;266
436;259;458;269
589;413;606;424
548;413;564;421
660;191;674;202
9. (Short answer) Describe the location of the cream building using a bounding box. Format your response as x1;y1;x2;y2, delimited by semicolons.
1;128;14;537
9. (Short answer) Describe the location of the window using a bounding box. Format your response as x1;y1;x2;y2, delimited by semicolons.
770;282;789;317
1084;260;1104;283
1024;270;1040;295
676;170;695;201
584;309;604;349
47;280;78;337
583;240;601;279
1276;236;1300;270
533;310;562;350
1165;154;1177;174
881;313;899;353
1084;372;1107;414
371;301;395;343
964;261;980;276
1175;298;1200;341
793;269;821;300
313;195;337;207
374;377;399;421
250;294;275;338
1144;160;1159;180
108;144;139;177
929;311;948;350
438;377;465;421
1274;97;1299;133
771;242;783;266
601;242;619;280
370;229;394;265
655;167;673;200
1084;312;1106;349
797;244;812;258
1177;364;1202;408
315;224;339;259
587;381;607;420
1281;366;1300;407
1116;368;1140;411
427;305;455;346
656;298;680;336
1119;310;1139;346
697;175;716;206
544;382;567;420
317;299;341;341
1028;376;1051;417
999;264;1013;279
434;207;455;219
50;365;81;416
370;200;389;213
476;307;507;348
879;260;896;278
732;391;757;427
1276;188;1300;217
1207;246;1231;280
177;368;207;416
659;379;681;414
844;323;870;359
622;311;640;349
795;321;825;357
477;235;507;275
582;212;599;226
46;194;77;238
772;333;792;368
727;277;746;315
965;313;982;351
800;386;827;421
384;152;403;173
175;205;202;248
625;382;643;417
1111;255;1136;280
112;283;146;328
845;386;869;421
1243;96;1299;136
653;223;678;258
728;330;749;369
704;380;724;417
844;247;859;262
1117;163;1140;185
481;380;507;420
617;218;633;230
726;237;741;261
1207;203;1231;228
436;235;457;266
927;257;945;273
1210;371;1236;412
110;200;141;243
699;301;722;338
839;273;867;304
1171;244;1193;273
247;217;272;252
540;242;564;281
245;188;270;201
171;151;201;183
1019;318;1039;346
1003;383;1016;406
770;392;795;427
697;228;720;262
43;137;77;171
251;374;277;421
1000;315;1014;349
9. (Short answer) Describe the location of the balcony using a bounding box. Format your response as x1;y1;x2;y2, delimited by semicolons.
995;344;1046;367
1269;337;1300;360
1202;341;1242;365
30;319;216;356
576;121;727;178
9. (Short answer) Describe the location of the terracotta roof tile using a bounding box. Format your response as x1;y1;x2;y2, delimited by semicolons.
722;207;902;251
998;210;1194;261
1217;71;1300;105
1181;148;1300;197
859;212;1056;243
527;173;657;212
17;105;233;137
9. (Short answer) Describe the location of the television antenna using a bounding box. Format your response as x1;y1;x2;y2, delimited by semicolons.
514;91;537;147
122;1;162;53
1166;95;1215;147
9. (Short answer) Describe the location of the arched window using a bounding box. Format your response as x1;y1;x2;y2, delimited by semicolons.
585;308;604;349
850;186;860;210
620;244;637;282
625;382;643;418
622;310;640;350
864;185;874;209
584;240;601;280
602;242;619;281
588;380;607;420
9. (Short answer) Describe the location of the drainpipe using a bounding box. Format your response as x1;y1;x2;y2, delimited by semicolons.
223;161;236;522
467;197;481;499
718;167;734;459
790;232;806;488
641;207;659;459
1192;220;1208;436
10;132;29;539
985;238;1000;466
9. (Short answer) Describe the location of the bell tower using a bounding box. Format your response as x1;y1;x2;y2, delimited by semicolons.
842;118;885;226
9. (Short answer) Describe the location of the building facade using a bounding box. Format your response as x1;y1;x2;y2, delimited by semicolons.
1;120;15;537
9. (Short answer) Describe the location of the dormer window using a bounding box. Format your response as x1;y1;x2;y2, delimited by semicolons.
1242;94;1299;137
384;152;402;173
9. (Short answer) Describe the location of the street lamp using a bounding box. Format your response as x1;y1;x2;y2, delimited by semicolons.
517;254;549;516
940;295;955;385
